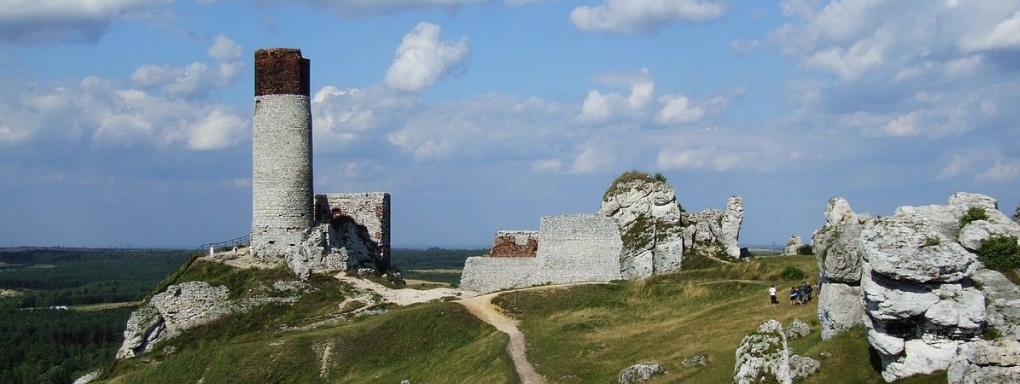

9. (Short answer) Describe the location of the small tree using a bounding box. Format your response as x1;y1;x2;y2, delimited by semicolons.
797;244;814;255
782;266;806;281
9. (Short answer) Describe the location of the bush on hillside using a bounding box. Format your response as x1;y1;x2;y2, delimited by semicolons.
781;265;807;281
603;171;658;201
976;235;1020;271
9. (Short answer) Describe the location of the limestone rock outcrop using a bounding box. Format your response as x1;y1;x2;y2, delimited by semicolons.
117;278;304;359
783;235;803;256
599;173;685;279
810;192;1020;382
720;196;744;258
617;362;664;384
734;319;819;384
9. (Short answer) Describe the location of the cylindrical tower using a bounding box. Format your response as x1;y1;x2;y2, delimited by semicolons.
250;48;313;258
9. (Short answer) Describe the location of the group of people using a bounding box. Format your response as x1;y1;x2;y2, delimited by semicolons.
768;281;820;306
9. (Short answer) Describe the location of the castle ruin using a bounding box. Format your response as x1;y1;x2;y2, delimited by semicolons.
249;48;390;278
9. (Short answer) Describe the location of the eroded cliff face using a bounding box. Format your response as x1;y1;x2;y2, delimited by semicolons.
599;172;743;280
812;193;1020;382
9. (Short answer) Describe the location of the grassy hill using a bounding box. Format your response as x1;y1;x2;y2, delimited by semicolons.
96;253;947;383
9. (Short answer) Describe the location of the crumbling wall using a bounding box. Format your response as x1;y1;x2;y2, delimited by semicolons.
488;230;538;258
460;214;622;293
315;192;391;271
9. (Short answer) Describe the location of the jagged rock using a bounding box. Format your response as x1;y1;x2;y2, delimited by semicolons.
861;268;941;321
783;235;803;256
600;173;684;279
924;284;985;336
818;283;867;340
959;219;1020;251
868;329;905;357
787;319;810;339
882;339;960;382
682;354;707;367
734;319;791;384
812;199;869;284
72;370;101;384
948;339;1020;384
1012;203;1020;224
720;196;744;259
118;281;237;359
116;305;165;359
617;362;664;384
861;214;977;284
788;355;821;380
971;268;1020;341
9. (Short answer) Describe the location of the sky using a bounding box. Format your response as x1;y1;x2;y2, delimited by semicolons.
1;0;1019;249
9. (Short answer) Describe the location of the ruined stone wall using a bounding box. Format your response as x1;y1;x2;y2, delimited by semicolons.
250;48;313;258
460;214;622;293
488;230;538;257
315;192;391;269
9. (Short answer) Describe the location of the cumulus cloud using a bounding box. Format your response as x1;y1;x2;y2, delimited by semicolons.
0;0;170;44
129;34;244;99
280;0;485;17
570;0;725;33
383;22;470;92
976;160;1020;181
0;75;247;150
657;146;745;171
960;10;1020;52
578;69;654;123
312;85;418;149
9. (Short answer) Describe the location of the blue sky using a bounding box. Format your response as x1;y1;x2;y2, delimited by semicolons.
1;0;1018;249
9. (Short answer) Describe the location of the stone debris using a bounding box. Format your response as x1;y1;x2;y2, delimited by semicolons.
682;354;708;367
617;362;664;384
786;319;810;339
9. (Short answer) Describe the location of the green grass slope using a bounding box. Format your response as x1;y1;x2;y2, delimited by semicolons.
99;255;946;383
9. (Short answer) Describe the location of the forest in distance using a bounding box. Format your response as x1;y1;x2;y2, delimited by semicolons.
0;247;482;384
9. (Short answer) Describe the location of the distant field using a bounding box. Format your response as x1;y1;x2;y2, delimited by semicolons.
391;248;486;286
0;248;193;384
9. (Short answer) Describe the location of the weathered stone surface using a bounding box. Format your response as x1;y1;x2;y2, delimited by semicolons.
116;305;165;359
812;197;868;284
861;214;976;284
460;214;623;293
617;362;663;384
868;329;905;357
882;339;960;382
948;339;1020;384
600;176;684;279
783;235;803;256
924;284;985;335
971;268;1020;341
861;269;940;321
720;196;744;259
818;283;867;340
959;219;1020;251
487;230;539;258
734;320;791;384
682;354;707;367
787;319;810;339
788;355;821;380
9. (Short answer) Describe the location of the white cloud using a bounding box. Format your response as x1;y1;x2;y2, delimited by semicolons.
960;10;1020;52
570;0;725;33
0;0;170;44
312;85;418;149
532;158;562;173
286;0;486;17
657;146;744;171
570;145;615;174
976;160;1020;181
936;154;967;180
578;69;654;123
653;95;703;125
383;22;470;92
129;34;244;99
187;109;246;150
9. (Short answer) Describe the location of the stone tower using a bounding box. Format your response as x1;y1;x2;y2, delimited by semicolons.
250;48;313;258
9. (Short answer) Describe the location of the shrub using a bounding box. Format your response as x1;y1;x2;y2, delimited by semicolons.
603;171;658;201
781;266;806;281
960;207;989;227
922;235;941;247
653;172;667;182
976;235;1020;271
796;244;814;255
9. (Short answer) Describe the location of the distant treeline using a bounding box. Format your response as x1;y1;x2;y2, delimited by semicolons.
391;248;487;271
0;249;191;309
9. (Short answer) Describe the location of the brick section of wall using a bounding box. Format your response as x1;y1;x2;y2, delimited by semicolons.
488;230;538;258
250;48;313;258
315;193;391;269
460;214;622;293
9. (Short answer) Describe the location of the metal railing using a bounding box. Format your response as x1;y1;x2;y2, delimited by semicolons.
194;235;250;254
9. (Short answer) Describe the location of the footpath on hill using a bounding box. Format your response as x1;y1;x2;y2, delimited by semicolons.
458;292;547;384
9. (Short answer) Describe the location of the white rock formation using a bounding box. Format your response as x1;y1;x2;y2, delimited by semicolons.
720;196;744;258
599;175;685;279
783;235;803;256
617;362;664;384
787;319;811;339
810;192;1020;382
734;320;792;384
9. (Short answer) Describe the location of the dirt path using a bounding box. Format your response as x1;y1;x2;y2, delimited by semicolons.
458;293;547;384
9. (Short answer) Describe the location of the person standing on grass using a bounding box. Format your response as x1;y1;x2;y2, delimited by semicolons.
790;286;800;305
769;285;778;306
